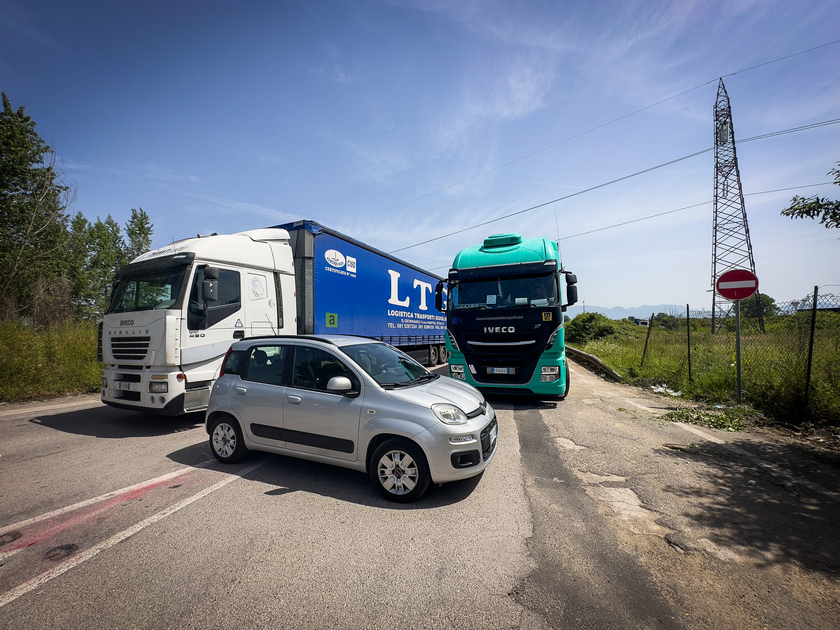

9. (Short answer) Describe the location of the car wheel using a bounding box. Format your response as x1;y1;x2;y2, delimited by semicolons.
369;438;431;502
209;415;248;463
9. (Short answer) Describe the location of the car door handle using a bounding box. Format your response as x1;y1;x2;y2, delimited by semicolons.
286;395;301;405
234;386;247;395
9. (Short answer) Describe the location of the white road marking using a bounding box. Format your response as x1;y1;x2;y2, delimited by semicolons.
0;458;267;609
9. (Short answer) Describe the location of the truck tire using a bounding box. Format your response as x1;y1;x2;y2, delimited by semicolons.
369;438;431;502
438;345;447;364
209;415;248;463
429;345;438;366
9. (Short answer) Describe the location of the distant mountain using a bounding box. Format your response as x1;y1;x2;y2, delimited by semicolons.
564;304;682;320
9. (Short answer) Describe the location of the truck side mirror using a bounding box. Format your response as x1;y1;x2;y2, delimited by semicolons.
203;279;218;302
435;281;446;312
565;284;578;307
565;273;577;286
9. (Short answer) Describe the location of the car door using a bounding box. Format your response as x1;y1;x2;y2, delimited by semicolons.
283;345;364;462
235;344;289;448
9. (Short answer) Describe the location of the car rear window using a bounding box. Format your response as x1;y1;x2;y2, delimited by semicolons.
222;349;247;376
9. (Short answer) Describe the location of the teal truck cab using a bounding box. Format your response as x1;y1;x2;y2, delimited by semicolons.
435;233;578;398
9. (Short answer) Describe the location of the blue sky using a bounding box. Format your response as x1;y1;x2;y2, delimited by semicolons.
2;0;838;310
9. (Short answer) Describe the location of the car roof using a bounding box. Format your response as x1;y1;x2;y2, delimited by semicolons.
232;334;379;349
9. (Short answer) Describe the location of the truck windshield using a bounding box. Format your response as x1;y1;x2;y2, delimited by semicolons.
107;267;189;314
451;274;557;310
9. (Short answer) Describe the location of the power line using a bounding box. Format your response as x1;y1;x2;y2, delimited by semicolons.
426;182;832;272
389;118;840;254
342;39;840;231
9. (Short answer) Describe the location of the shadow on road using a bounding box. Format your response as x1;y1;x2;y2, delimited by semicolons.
30;407;204;438
659;438;840;578
167;441;485;510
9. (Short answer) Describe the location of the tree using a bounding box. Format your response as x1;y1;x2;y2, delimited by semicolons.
781;162;840;230
740;292;778;320
87;215;128;318
0;92;75;318
124;207;153;261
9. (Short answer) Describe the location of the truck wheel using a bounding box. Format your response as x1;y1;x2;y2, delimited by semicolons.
438;345;447;364
369;438;430;502
561;360;570;400
209;415;248;463
429;345;438;366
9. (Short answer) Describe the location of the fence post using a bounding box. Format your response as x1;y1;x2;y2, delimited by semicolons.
805;285;819;407
686;304;692;383
640;312;654;367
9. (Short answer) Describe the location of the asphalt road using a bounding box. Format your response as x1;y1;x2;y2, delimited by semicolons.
1;362;838;629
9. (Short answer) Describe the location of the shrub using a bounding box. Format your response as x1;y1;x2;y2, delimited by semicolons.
566;312;616;344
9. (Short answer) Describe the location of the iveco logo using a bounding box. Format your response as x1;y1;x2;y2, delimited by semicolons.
120;319;135;326
324;249;346;268
484;326;515;333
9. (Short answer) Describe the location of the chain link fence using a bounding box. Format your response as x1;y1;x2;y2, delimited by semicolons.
637;288;840;426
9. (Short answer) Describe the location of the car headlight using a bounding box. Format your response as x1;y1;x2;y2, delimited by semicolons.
432;403;468;425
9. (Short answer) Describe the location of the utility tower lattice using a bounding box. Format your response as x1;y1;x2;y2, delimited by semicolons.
711;79;762;331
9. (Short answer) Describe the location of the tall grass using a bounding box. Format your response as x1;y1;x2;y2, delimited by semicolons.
572;314;839;428
0;321;100;401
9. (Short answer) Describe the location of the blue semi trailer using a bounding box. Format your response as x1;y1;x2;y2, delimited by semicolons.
99;219;446;415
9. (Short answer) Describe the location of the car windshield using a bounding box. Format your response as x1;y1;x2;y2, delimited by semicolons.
451;273;557;310
340;342;434;387
107;266;189;314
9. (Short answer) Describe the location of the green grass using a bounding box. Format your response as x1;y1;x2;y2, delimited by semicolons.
0;321;100;401
572;313;840;428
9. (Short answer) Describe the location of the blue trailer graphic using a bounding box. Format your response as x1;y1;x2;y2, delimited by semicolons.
276;220;448;365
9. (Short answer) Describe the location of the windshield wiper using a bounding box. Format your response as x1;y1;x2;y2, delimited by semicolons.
410;373;439;385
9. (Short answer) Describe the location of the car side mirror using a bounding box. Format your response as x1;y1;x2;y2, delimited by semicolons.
327;376;359;397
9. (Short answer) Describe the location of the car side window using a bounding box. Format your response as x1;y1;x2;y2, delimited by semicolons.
244;345;287;386
292;347;356;392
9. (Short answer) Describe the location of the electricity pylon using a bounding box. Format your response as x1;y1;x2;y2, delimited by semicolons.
711;79;762;332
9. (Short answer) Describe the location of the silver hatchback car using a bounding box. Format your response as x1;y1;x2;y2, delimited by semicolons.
205;335;497;502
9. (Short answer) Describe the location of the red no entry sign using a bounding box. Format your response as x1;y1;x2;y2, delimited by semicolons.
716;269;759;300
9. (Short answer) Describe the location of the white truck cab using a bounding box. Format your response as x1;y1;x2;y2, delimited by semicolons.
99;229;296;415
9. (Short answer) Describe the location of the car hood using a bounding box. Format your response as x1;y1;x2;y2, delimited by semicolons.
384;375;485;412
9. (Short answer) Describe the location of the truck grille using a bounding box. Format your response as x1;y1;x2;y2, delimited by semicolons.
110;336;150;361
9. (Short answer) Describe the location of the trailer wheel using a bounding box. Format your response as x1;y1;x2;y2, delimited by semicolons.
209;415;248;463
369;438;430;502
429;345;438;366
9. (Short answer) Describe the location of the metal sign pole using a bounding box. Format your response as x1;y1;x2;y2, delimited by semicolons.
735;299;742;404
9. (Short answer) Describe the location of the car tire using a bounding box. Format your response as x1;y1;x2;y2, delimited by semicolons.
369;438;431;502
209;415;248;464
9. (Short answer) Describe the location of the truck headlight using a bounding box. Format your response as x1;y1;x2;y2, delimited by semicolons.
432;403;468;425
149;382;169;393
449;364;466;380
540;366;560;382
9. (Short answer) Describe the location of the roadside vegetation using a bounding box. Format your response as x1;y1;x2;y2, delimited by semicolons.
566;311;840;431
0;320;99;401
0;93;149;403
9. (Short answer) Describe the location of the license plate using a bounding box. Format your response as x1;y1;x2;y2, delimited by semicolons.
490;367;514;375
116;381;134;391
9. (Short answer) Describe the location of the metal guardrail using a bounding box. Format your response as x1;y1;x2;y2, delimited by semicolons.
566;345;623;382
